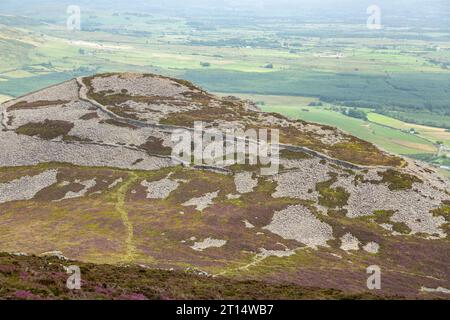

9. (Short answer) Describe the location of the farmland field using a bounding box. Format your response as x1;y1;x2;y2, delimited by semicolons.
246;97;437;156
257;100;450;177
367;113;450;147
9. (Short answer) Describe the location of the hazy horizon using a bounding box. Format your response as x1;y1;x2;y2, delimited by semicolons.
1;0;449;28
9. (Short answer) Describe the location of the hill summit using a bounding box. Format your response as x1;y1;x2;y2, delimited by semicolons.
0;73;448;298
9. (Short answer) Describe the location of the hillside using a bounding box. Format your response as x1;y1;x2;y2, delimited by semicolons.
0;252;387;300
0;73;449;299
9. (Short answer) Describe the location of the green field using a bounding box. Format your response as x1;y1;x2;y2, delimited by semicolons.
1;11;450;126
250;99;438;156
367;113;450;147
1;5;449;174
223;92;440;156
227;92;448;175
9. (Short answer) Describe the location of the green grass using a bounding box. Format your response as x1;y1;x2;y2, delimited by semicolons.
184;69;450;114
0;9;449;166
432;203;450;221
368;113;411;128
258;103;437;156
1;14;450;118
377;109;450;130
370;210;412;234
316;173;350;209
379;169;423;191
0;72;84;97
368;112;450;148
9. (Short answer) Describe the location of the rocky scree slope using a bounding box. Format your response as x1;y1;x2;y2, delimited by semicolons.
0;73;448;299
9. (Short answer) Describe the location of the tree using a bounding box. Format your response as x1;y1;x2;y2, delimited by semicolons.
344;108;368;121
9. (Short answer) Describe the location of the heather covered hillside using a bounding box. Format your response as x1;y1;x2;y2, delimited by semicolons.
0;73;449;299
0;253;391;300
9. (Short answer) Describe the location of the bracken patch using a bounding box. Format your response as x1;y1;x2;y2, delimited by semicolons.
315;173;350;209
15;120;74;140
139;137;172;156
372;210;412;234
8;100;70;110
378;169;422;191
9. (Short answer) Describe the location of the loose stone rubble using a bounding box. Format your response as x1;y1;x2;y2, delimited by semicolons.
243;220;255;228
234;172;258;194
0;170;58;204
182;191;219;211
403;159;450;191
141;176;180;199
39;250;69;260
58;179;97;201
420;287;450;294
90;73;191;97
363;242;380;254
302;123;346;145
263;205;334;249
0;131;172;171
6;100;90;129
272;159;331;201
0;73;449;295
2;80;79;108
339;233;360;251
108;178;123;189
190;238;227;251
332;175;448;237
257;248;296;258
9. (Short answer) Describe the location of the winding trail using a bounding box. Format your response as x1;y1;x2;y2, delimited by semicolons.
115;172;139;263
